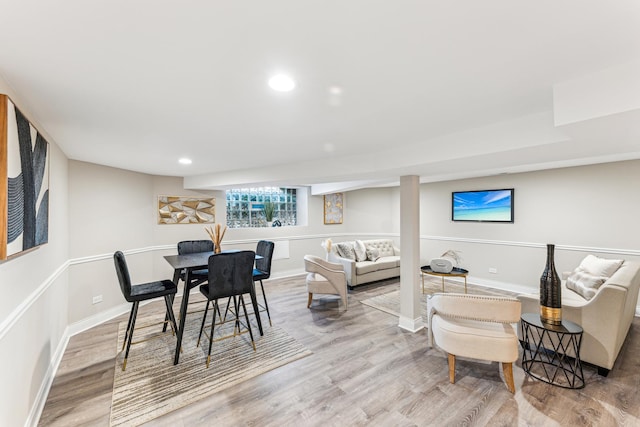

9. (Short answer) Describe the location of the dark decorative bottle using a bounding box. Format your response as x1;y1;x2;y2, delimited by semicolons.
540;243;562;325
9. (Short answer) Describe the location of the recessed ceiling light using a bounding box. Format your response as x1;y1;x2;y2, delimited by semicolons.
268;74;296;92
179;158;192;165
329;86;343;95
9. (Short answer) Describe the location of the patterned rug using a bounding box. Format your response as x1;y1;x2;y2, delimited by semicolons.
360;278;515;319
110;311;312;426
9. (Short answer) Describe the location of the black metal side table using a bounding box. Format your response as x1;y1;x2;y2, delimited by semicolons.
520;312;585;389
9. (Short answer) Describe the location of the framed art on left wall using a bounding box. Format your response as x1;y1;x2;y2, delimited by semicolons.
0;94;50;260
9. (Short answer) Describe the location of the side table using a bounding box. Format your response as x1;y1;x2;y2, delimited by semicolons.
420;266;469;294
520;313;585;389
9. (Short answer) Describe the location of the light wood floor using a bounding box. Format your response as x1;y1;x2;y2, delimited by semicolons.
39;275;640;426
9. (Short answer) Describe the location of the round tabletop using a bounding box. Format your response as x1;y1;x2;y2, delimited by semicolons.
421;266;469;276
521;312;583;334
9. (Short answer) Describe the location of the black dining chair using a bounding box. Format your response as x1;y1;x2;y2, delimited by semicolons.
253;240;275;326
178;239;214;287
197;250;257;367
162;239;216;333
113;251;179;371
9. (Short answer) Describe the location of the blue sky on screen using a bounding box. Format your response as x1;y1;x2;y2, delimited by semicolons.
453;190;511;210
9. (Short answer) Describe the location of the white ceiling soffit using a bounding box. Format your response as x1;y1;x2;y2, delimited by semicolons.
1;1;639;191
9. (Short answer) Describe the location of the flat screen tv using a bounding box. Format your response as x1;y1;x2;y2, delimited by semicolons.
452;189;514;223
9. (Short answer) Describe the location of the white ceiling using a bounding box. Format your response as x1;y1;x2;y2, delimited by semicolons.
1;1;639;192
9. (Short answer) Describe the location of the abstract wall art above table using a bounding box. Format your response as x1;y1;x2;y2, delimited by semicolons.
158;195;216;224
1;94;50;260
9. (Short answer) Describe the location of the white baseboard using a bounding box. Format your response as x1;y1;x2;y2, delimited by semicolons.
398;315;425;332
25;329;70;427
27;302;139;427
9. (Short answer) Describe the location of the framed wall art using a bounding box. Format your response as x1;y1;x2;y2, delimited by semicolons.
1;94;50;260
158;195;216;224
323;193;343;224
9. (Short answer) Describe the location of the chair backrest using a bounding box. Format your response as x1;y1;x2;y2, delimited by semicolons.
113;251;132;300
304;254;343;274
255;240;275;277
205;251;256;299
178;239;214;255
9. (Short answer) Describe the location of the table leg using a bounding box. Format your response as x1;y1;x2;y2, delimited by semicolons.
173;269;192;365
464;276;467;294
441;277;445;292
421;271;425;294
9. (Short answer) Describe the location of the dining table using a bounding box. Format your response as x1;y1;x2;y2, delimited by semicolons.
163;250;264;365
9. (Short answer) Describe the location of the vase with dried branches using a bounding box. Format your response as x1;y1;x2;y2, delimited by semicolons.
205;223;227;253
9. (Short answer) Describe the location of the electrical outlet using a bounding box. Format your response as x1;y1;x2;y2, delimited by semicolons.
489;268;498;274
92;295;103;304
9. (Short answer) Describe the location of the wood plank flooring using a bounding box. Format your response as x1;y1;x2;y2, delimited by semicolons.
39;275;640;426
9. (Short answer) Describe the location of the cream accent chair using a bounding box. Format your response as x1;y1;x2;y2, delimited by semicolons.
427;293;521;393
304;255;348;310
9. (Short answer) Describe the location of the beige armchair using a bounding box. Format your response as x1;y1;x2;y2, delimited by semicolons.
427;293;521;393
304;255;348;310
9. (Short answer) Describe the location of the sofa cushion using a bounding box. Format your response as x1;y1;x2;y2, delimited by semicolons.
355;256;399;275
566;268;608;300
354;240;367;262
578;255;623;278
335;242;356;260
365;240;396;257
366;248;380;262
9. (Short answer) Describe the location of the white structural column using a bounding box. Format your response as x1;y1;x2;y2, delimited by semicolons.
398;175;423;332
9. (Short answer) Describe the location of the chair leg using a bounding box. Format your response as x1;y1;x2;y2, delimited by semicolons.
122;303;136;351
249;288;264;336
223;296;232;321
447;353;456;384
307;292;313;308
206;300;218;368
239;295;256;351
162;293;175;333
197;300;211;347
232;296;241;335
123;302;139;371
502;362;515;393
163;295;179;336
259;280;272;326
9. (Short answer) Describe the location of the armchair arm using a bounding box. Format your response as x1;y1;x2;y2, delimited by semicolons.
328;252;356;286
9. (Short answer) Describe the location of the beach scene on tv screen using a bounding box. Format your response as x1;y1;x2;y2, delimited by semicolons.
453;190;512;221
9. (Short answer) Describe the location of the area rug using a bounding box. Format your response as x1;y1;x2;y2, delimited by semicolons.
109;312;312;426
360;279;515;319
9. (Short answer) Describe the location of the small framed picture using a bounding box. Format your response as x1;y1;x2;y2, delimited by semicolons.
323;193;343;224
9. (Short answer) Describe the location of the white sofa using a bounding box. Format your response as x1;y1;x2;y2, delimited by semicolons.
328;239;400;288
517;260;640;375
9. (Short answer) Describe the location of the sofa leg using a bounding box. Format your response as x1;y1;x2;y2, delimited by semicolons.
502;362;515;393
307;293;313;308
447;353;456;384
597;366;610;377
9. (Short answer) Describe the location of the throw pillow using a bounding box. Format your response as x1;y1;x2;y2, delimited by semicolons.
578;255;623;278
335;242;356;260
366;248;380;262
354;240;367;262
566;268;608;300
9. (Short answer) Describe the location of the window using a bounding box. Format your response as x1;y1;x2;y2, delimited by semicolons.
226;187;297;228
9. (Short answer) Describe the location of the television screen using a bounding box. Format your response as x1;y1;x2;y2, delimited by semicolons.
452;189;514;223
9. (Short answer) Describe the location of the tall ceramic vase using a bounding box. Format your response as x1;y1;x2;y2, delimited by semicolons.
540;243;562;325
